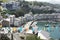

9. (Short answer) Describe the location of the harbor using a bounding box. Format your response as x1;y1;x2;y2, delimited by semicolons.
0;0;60;40
0;21;60;40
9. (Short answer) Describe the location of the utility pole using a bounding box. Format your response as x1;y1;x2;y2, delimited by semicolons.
31;0;34;6
11;33;13;40
0;12;1;16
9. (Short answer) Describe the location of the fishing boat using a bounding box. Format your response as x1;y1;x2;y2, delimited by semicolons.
45;24;49;27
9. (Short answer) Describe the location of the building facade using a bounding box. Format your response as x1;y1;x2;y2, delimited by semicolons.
14;18;20;27
9;15;15;25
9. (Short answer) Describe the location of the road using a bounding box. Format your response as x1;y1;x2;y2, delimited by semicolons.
7;33;26;40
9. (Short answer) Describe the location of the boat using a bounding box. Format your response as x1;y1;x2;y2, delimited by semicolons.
52;22;56;24
45;24;49;27
31;21;38;26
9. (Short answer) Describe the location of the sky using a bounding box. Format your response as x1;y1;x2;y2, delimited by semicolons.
25;0;60;4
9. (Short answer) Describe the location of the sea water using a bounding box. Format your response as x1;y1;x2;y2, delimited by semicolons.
36;22;60;39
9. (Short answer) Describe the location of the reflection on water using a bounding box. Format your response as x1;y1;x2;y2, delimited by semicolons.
37;22;60;39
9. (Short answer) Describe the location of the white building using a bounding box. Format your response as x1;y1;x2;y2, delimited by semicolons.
10;1;20;10
9;15;15;25
24;13;33;21
1;1;20;10
22;17;27;23
54;13;60;21
34;14;39;20
14;17;26;27
14;18;20;26
19;16;26;24
34;13;60;21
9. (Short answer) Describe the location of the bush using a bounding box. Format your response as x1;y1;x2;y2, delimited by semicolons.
26;34;43;40
0;34;10;40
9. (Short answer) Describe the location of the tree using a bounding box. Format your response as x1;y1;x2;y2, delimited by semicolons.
15;8;25;17
0;6;2;12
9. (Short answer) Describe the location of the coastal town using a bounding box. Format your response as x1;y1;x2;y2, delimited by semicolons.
0;0;60;40
0;12;60;27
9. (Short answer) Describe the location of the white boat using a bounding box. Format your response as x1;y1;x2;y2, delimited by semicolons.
31;21;38;26
45;24;49;27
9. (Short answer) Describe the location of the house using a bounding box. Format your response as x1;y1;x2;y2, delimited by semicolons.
12;1;20;10
38;30;50;40
21;17;27;24
55;13;60;21
1;3;7;11
33;14;39;20
8;15;15;26
14;18;20;27
1;1;20;10
2;18;10;27
19;16;26;25
6;3;13;10
34;13;59;21
24;13;33;21
1;3;6;8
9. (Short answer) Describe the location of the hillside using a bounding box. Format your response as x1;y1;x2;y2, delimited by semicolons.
1;1;60;17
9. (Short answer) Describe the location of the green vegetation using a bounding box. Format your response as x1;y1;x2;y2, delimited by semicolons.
49;38;54;40
1;1;60;17
0;6;2;12
0;8;2;12
26;34;43;40
0;34;10;40
15;8;26;17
